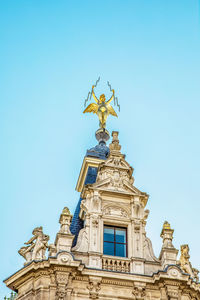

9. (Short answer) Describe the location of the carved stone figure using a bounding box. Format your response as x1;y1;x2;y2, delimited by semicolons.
178;244;199;281
109;131;121;151
18;226;49;264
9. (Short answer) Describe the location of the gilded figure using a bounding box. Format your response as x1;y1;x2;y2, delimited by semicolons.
83;85;117;128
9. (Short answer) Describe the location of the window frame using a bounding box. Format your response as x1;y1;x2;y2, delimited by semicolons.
103;224;128;257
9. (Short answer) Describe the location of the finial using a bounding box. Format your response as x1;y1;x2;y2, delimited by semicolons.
160;221;174;248
162;221;171;230
83;81;118;129
61;207;71;216
59;206;72;234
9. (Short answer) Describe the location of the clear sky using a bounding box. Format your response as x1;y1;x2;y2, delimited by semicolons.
1;0;200;297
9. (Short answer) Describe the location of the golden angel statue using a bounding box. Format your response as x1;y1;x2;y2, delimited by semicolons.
83;85;117;128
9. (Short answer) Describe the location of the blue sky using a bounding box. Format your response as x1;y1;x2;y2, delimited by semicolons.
1;0;200;297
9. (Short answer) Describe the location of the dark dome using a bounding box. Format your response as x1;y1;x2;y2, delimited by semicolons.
86;141;109;160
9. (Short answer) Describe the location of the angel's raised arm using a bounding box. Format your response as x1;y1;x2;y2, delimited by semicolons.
92;86;99;103
106;89;115;104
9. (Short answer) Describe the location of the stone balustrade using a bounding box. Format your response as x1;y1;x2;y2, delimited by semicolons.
102;256;130;273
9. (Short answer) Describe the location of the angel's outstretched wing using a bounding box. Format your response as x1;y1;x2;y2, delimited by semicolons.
107;104;118;117
83;103;98;114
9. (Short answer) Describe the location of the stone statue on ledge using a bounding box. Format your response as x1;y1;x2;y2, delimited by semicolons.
18;226;49;265
179;244;199;282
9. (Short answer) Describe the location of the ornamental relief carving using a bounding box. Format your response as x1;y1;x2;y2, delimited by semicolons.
96;166;134;191
103;205;129;218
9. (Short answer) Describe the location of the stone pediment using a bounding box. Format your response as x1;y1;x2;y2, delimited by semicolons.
91;176;148;205
92;176;138;195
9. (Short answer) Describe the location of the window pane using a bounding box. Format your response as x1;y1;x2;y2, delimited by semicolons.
103;242;114;256
115;228;126;243
116;243;126;257
104;227;114;242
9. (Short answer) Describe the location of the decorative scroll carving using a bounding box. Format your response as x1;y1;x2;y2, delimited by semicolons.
103;205;128;218
143;237;159;262
72;228;88;252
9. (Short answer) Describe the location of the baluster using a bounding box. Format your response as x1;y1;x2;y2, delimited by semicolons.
113;259;117;271
111;259;114;270
122;261;125;272
125;261;129;272
102;258;106;269
116;260;120;271
108;259;112;270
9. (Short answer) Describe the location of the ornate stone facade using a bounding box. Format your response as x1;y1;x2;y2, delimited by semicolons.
4;131;200;299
